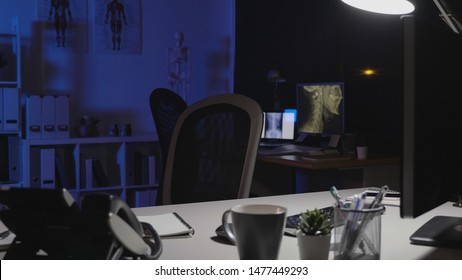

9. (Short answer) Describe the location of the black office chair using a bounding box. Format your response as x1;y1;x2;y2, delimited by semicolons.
149;88;187;205
162;93;263;205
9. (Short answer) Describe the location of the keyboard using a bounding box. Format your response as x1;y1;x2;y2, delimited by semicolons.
284;206;336;236
258;144;325;156
365;187;401;198
259;141;294;148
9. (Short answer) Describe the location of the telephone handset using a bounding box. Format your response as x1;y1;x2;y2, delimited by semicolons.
81;192;163;260
0;187;162;259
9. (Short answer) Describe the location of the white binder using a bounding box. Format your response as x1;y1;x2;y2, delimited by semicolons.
25;95;42;139
148;155;157;185
30;148;41;188
40;148;55;188
85;158;93;189
55;95;70;138
41;95;56;139
7;136;20;182
2;88;19;131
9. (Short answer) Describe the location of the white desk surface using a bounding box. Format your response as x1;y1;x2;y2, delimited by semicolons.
133;188;462;260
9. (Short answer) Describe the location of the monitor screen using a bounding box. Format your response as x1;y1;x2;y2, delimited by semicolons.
261;112;296;140
401;13;462;248
296;82;345;135
401;14;462;219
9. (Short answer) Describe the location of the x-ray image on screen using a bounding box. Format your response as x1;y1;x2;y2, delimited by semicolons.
296;83;344;135
264;113;283;138
261;112;295;140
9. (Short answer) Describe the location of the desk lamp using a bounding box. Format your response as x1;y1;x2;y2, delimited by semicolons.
267;69;286;111
341;0;415;15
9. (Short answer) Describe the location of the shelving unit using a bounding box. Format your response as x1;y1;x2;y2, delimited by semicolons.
0;17;21;187
0;18;161;208
0;17;21;87
22;135;160;207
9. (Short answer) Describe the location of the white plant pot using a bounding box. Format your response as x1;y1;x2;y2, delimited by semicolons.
296;230;331;260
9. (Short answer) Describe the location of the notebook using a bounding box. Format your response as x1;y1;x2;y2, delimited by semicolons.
138;212;194;238
260;111;296;146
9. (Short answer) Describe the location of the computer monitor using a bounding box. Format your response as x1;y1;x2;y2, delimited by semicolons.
401;14;462;248
296;82;345;136
261;111;296;140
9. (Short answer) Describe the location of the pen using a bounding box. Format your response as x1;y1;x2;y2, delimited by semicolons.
350;192;366;230
339;194;362;255
330;186;344;207
369;185;389;209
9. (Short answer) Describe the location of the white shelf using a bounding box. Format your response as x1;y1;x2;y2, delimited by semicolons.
21;135;160;207
22;134;157;145
0;17;21;186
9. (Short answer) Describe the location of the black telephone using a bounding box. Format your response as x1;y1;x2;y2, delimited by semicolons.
0;187;162;260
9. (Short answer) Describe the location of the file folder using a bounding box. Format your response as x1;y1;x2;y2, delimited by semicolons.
7;136;20;183
40;148;55;188
0;89;3;131
84;158;93;189
133;152;145;185
126;150;137;186
25;95;42;139
55;95;70;138
2;88;19;131
0;137;7;181
148;155;157;185
92;157;109;187
41;95;56;139
55;154;70;188
140;155;157;185
30;148;41;188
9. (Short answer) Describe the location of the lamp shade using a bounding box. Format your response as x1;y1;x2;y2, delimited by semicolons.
341;0;415;15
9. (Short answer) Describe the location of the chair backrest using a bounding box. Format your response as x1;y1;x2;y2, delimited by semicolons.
162;93;263;205
149;88;187;204
150;88;187;170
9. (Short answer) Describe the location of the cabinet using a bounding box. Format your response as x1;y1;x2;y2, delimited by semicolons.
22;135;160;207
0;17;21;186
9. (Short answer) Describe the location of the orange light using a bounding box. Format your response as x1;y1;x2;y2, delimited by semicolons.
362;69;377;76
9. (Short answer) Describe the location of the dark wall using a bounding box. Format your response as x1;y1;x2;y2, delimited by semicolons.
234;0;447;154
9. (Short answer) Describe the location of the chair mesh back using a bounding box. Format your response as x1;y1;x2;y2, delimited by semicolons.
150;88;187;168
170;104;251;203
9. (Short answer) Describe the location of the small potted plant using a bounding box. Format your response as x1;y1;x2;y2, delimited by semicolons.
78;115;100;137
296;208;333;259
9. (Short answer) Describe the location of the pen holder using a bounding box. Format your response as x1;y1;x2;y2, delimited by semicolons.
333;205;385;260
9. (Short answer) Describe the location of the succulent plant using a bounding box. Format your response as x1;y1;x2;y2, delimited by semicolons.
298;208;333;236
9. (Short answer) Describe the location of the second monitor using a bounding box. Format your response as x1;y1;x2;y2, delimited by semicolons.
296;82;345;136
261;111;296;141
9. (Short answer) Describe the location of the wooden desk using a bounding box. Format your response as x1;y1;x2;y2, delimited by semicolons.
253;154;400;195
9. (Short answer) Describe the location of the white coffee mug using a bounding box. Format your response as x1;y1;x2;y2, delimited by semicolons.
357;146;368;160
222;204;287;259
